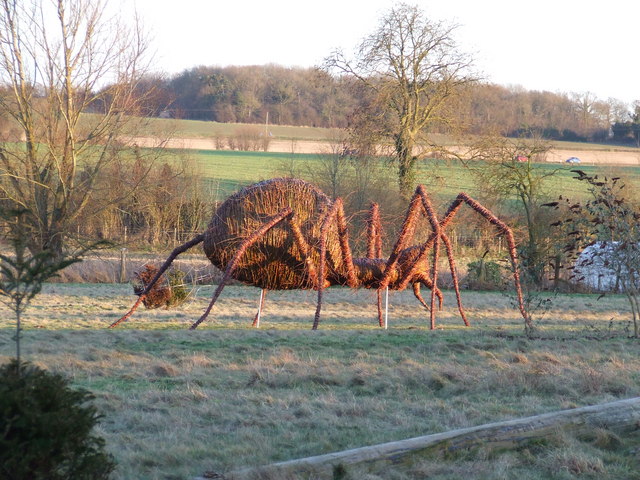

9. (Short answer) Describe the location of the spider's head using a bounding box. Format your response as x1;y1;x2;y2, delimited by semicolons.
393;246;431;286
351;246;429;289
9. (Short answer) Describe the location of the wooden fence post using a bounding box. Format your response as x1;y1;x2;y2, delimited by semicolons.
119;248;127;283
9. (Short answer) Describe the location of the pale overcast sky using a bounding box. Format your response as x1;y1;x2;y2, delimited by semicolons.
121;0;639;104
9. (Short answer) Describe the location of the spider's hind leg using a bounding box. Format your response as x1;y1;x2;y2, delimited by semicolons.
190;208;295;330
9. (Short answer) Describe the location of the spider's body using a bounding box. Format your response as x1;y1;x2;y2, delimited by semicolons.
111;178;529;331
203;178;336;290
203;178;430;292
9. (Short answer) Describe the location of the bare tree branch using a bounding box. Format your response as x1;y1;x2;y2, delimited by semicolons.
324;3;477;197
0;0;157;258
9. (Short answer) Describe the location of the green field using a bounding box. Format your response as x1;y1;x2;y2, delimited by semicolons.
183;149;640;203
1;284;639;479
189;150;321;199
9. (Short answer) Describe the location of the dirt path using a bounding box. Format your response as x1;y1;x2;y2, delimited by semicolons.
128;136;329;154
546;148;640;165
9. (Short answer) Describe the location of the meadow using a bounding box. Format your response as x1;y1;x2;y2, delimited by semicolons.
1;283;639;479
185;148;640;203
121;115;640;202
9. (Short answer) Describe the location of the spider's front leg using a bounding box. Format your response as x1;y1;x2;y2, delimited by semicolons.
448;193;530;329
436;193;529;329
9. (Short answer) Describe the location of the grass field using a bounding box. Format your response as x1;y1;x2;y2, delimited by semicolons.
4;117;640;478
184;149;640;203
125;116;339;142
1;283;639;479
188;150;321;199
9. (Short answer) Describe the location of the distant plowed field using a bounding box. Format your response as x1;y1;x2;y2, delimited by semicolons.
129;135;640;165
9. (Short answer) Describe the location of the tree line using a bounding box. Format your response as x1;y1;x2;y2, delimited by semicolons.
131;65;635;144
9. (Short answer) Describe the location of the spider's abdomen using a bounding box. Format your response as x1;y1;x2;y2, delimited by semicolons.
203;178;343;290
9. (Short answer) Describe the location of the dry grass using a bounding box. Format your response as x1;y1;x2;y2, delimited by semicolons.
0;284;639;479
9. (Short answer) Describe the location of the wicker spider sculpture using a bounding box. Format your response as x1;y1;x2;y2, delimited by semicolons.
111;178;528;330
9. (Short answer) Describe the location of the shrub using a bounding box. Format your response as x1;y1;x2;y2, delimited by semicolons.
166;269;190;307
466;259;505;290
134;264;172;309
0;359;115;480
134;264;191;309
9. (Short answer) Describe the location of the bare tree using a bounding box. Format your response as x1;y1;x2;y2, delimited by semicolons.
0;0;156;259
463;134;557;285
325;3;477;198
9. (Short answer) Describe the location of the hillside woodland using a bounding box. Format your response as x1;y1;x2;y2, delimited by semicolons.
120;64;638;144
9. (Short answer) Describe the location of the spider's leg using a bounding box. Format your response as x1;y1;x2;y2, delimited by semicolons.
454;193;530;329
366;202;383;258
408;195;468;325
412;282;429;310
379;190;425;287
367;202;385;326
190;208;293;330
312;198;359;330
110;233;205;328
252;289;267;327
334;198;358;287
440;231;469;326
247;215;317;328
399;193;472;326
414;277;444;311
289;213;319;288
